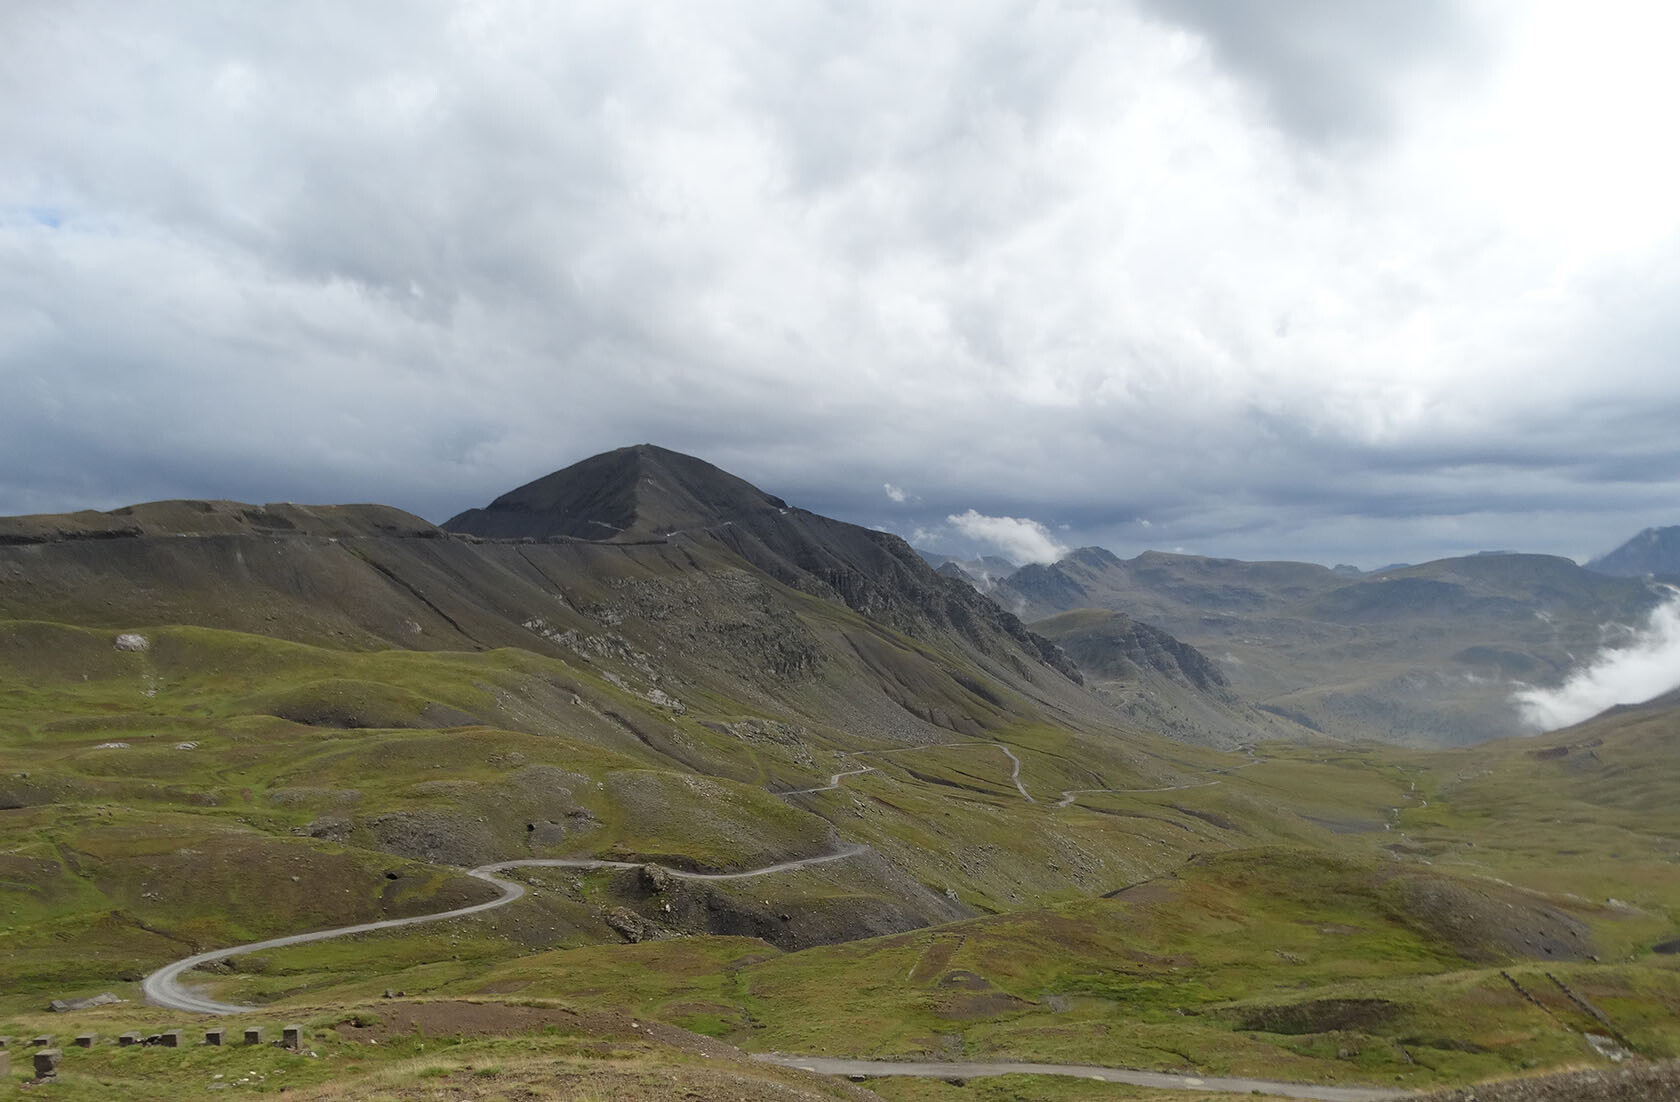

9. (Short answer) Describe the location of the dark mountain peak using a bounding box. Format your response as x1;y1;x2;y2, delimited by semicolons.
1065;546;1121;569
444;446;1082;684
444;444;789;542
1588;525;1680;578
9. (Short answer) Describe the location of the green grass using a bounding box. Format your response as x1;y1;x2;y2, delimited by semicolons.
5;614;1680;1095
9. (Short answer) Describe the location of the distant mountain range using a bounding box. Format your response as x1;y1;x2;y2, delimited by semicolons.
1587;525;1680;578
926;541;1667;746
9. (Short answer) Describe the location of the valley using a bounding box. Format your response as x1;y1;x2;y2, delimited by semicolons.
3;447;1678;1100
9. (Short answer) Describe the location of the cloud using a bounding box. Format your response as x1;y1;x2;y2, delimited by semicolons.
4;3;1680;570
947;509;1068;565
1513;588;1680;730
883;483;907;503
1136;0;1484;145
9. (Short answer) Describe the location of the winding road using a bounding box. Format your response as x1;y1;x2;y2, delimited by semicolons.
140;741;1382;1098
142;845;870;1016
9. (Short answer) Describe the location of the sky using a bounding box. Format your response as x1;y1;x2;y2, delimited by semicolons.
5;1;1680;570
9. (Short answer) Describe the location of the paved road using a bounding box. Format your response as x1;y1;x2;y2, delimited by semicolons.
753;1055;1408;1101
142;845;870;1015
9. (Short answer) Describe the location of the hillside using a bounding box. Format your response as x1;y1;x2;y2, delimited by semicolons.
995;547;1663;745
3;448;1680;1098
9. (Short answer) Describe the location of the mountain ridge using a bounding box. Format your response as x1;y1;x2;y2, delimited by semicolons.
1588;524;1680;578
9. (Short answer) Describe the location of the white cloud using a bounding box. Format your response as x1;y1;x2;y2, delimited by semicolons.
1513;588;1680;731
3;3;1679;568
947;509;1068;565
883;482;906;503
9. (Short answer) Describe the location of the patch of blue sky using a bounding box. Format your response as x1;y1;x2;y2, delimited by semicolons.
4;206;66;228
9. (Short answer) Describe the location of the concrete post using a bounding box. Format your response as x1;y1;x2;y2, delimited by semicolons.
159;1030;182;1048
205;1029;225;1046
32;1049;62;1079
243;1027;263;1046
29;1036;52;1047
119;1033;142;1046
282;1024;302;1050
0;1050;9;1077
74;1033;96;1048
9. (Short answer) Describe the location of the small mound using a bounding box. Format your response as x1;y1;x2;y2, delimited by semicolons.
1384;872;1597;963
238;679;477;729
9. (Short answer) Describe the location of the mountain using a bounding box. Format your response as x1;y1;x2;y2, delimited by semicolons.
6;448;1680;1096
1587;524;1680;578
914;550;1018;588
995;546;1664;745
1032;608;1306;745
445;444;1083;686
444;443;789;542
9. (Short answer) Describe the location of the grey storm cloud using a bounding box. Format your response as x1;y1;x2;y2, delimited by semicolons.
4;1;1680;569
1136;0;1485;145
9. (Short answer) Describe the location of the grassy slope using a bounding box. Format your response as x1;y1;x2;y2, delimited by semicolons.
4;613;1679;1096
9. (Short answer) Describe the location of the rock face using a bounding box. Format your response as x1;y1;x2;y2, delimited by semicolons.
1035;609;1226;692
1031;608;1294;748
1587;525;1680;578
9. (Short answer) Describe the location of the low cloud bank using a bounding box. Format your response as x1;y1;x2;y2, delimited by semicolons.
947;509;1069;565
1513;587;1680;730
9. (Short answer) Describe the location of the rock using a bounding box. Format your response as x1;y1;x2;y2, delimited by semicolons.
113;633;149;651
33;1048;62;1079
605;906;662;943
48;992;125;1012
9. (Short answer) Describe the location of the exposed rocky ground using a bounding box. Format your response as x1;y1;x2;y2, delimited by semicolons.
1416;1059;1680;1101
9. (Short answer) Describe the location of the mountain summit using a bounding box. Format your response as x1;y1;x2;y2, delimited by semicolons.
1587;525;1680;578
444;444;787;542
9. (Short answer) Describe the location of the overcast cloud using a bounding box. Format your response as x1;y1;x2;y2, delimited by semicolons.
4;1;1680;568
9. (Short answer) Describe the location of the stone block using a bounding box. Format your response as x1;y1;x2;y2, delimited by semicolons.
0;1050;8;1077
33;1048;62;1079
74;1033;96;1048
159;1030;182;1048
243;1027;263;1046
205;1029;225;1046
282;1024;302;1050
119;1032;142;1046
